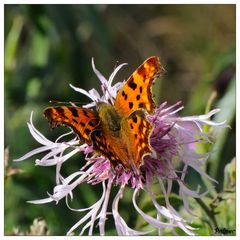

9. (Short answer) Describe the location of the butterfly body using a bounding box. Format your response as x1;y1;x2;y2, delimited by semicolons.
44;56;165;173
97;102;121;134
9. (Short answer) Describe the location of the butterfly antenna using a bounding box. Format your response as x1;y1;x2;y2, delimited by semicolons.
49;100;88;106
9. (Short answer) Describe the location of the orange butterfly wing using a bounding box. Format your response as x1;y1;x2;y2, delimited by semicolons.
113;57;164;170
91;130;123;167
126;110;154;169
44;106;100;144
114;56;165;117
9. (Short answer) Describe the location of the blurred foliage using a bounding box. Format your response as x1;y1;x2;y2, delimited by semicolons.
4;4;235;235
7;218;50;236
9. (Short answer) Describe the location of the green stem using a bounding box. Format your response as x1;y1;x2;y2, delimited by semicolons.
195;198;218;230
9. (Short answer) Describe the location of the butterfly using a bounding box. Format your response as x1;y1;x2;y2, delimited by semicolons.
44;56;165;173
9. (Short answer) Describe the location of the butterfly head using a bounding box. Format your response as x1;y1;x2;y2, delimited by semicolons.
96;102;121;133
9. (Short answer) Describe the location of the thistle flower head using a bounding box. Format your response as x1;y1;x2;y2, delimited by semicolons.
15;57;227;235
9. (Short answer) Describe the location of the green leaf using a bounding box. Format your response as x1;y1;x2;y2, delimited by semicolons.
5;15;23;71
208;76;235;178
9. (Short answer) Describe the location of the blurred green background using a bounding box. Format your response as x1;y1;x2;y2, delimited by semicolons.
4;4;235;235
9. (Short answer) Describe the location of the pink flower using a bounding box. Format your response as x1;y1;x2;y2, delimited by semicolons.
14;58;227;235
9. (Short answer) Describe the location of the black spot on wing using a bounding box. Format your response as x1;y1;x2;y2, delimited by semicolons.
88;121;95;127
83;109;89;118
72;119;78;124
84;128;91;135
122;90;128;100
69;107;79;117
128;77;137;90
138;102;145;108
129;102;133;109
132;115;138;123
80;122;85;127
